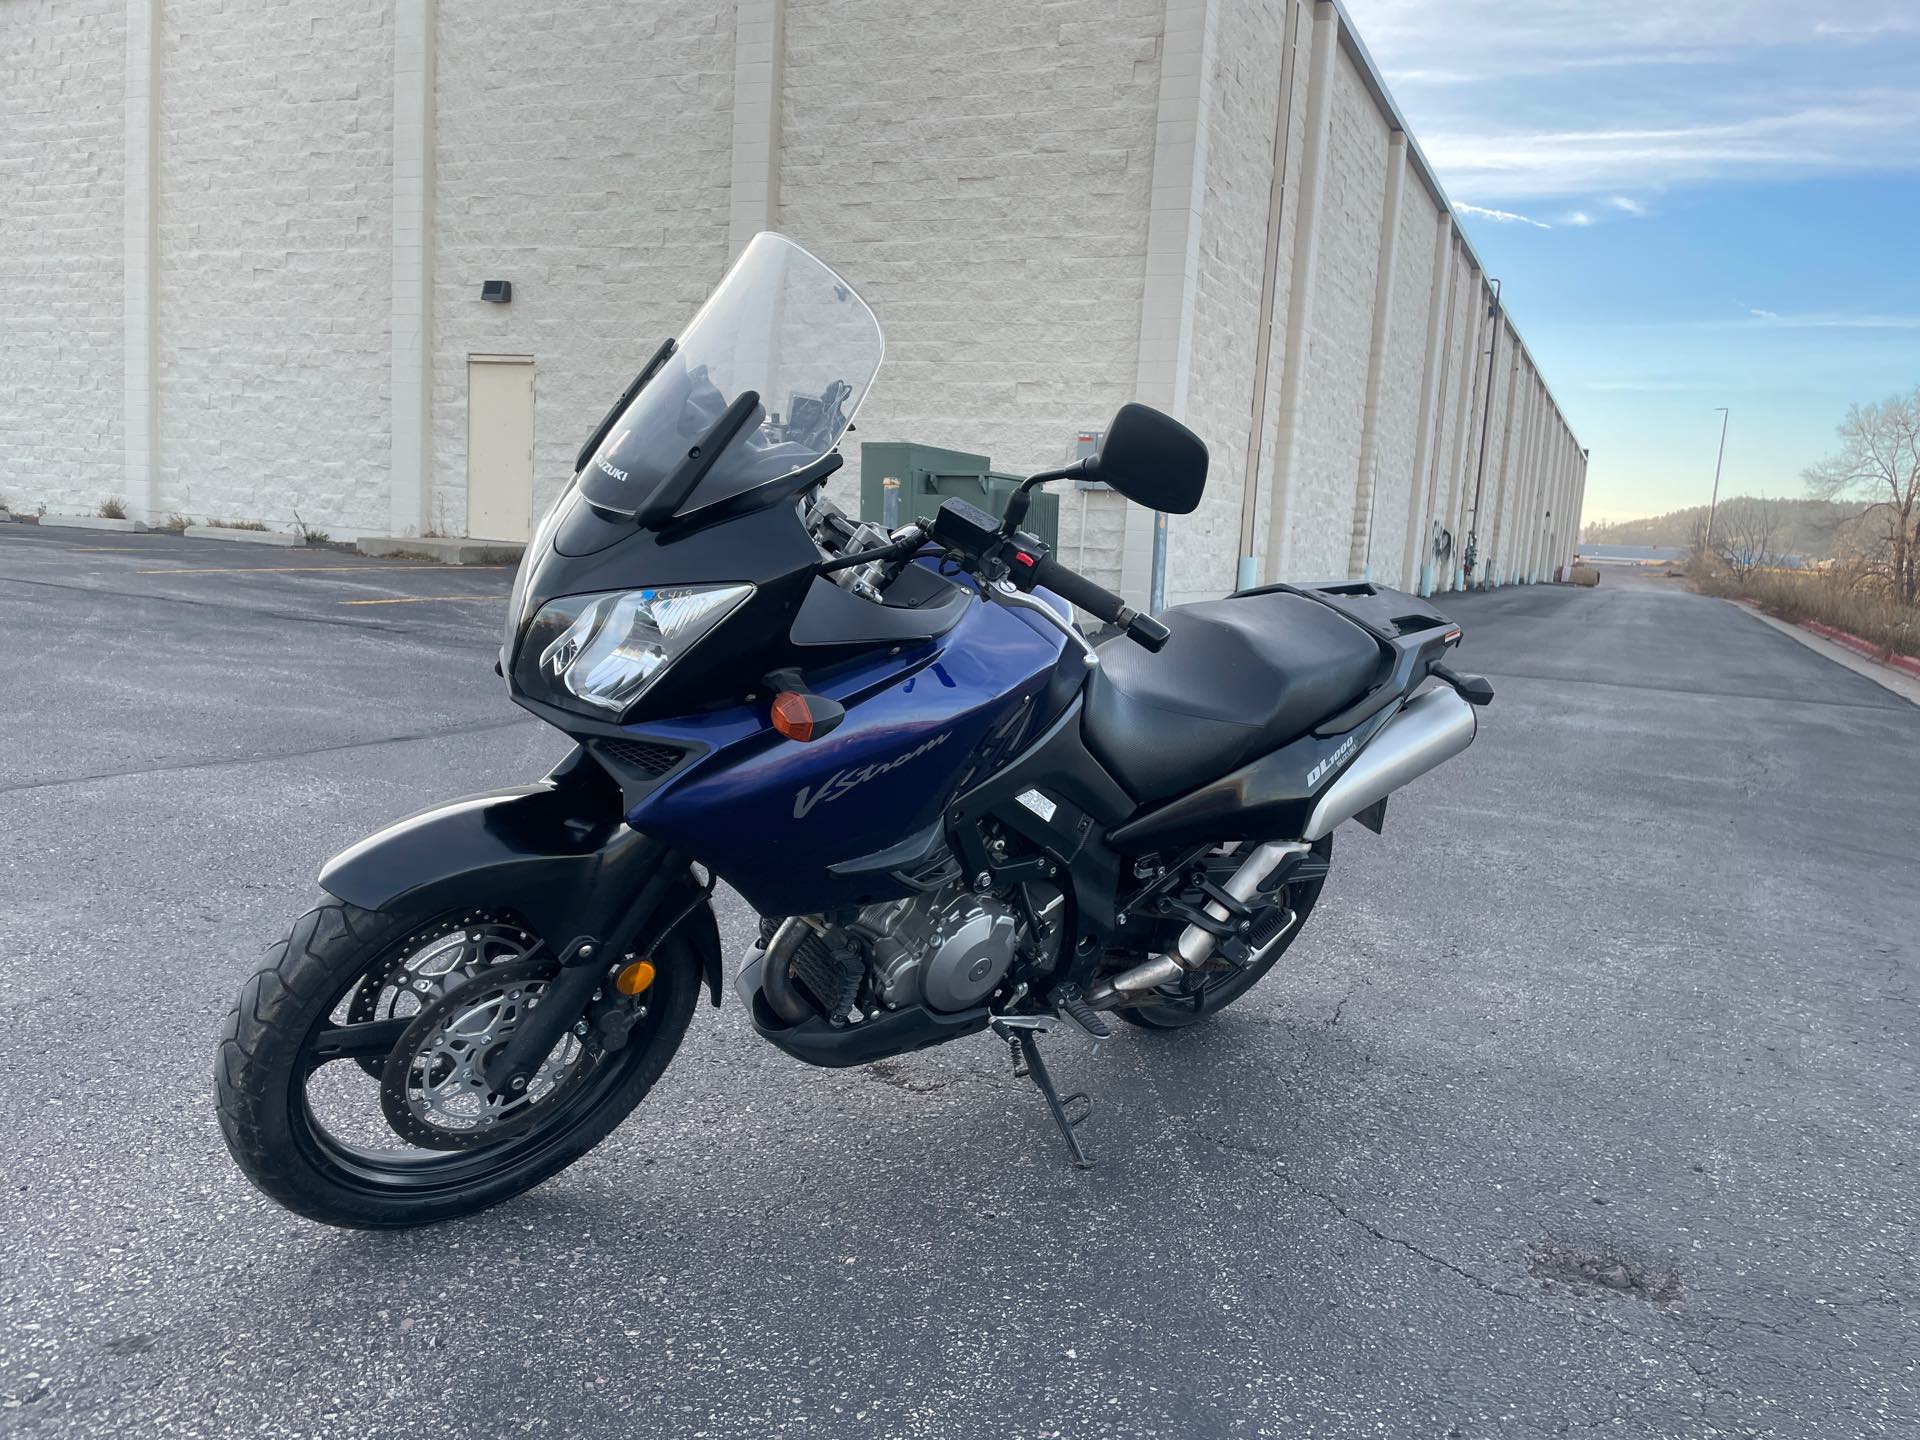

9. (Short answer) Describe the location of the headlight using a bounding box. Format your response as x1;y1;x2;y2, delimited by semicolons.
515;583;753;717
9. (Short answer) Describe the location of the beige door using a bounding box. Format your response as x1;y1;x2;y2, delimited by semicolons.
467;355;535;540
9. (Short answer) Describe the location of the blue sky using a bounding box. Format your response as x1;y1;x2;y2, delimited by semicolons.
1340;0;1920;522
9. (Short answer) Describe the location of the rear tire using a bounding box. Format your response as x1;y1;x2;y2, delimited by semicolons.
1113;835;1331;1031
215;896;699;1229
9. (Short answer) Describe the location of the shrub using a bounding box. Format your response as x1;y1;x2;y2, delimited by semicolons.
98;496;128;519
1704;566;1919;660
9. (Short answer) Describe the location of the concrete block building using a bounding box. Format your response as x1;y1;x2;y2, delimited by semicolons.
2;0;1584;601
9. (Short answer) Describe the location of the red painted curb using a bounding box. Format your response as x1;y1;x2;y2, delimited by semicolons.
1797;618;1920;679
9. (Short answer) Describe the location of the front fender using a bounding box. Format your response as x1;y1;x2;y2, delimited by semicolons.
318;747;725;1005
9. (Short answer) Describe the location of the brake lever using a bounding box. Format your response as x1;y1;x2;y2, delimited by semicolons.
987;580;1099;670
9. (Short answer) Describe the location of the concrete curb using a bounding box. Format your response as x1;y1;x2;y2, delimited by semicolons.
184;524;302;547
1724;599;1920;708
356;535;525;565
41;515;150;533
1798;619;1920;680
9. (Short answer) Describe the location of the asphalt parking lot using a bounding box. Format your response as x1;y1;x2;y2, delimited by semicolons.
3;524;1916;1438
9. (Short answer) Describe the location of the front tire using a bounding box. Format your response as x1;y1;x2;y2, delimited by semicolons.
215;897;698;1229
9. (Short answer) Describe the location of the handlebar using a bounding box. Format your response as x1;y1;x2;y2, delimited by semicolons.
1030;555;1169;653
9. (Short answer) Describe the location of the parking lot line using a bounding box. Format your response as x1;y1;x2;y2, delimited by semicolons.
338;595;501;606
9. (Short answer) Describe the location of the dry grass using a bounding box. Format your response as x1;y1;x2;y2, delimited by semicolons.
1699;564;1920;660
97;496;128;519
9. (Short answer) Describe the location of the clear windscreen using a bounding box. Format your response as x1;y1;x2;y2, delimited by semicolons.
576;233;883;518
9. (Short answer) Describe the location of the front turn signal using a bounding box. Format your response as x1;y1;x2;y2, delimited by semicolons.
768;680;846;743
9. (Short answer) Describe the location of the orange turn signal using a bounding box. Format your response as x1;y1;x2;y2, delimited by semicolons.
771;691;817;742
613;959;656;997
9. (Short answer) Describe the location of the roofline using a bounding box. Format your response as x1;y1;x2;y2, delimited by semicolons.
1324;0;1583;451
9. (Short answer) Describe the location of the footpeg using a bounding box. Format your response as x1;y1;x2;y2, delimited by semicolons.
1053;988;1112;1041
993;1021;1093;1170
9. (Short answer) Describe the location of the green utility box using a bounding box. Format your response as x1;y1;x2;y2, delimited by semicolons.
859;441;1059;550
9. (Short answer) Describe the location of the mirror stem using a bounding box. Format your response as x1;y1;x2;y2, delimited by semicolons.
1001;459;1091;533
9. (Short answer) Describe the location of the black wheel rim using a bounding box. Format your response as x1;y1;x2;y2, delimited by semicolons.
288;911;666;1197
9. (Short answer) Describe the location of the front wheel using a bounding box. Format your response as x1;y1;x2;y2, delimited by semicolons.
215;897;698;1229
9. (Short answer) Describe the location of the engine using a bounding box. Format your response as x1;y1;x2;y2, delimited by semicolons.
787;880;1065;1019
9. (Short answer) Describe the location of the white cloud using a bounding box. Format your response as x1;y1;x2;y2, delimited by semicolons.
1342;0;1920;199
1585;379;1706;392
1419;95;1920;199
1562;210;1596;227
1748;311;1920;329
1454;201;1551;229
1748;307;1780;319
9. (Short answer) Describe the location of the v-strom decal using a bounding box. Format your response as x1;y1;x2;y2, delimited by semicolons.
793;732;951;820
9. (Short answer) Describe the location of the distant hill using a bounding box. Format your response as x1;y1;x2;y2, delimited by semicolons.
1582;497;1860;558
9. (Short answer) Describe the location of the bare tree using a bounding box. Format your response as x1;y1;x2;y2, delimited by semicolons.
1804;386;1920;603
1714;497;1781;582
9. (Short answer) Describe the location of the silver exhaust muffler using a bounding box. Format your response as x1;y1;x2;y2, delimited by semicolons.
1302;684;1476;842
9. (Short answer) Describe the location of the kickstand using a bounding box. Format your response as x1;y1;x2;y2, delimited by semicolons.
995;1022;1094;1170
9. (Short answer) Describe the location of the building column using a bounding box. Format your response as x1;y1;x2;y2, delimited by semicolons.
1346;132;1407;580
1235;0;1306;591
389;0;435;537
1508;373;1542;584
1479;346;1520;586
1261;0;1339;584
1437;264;1484;592
1398;211;1454;592
1539;424;1567;580
727;0;784;256
1124;0;1219;610
123;0;158;520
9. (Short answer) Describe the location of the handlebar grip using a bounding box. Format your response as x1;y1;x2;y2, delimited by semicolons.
1030;555;1170;653
1125;612;1170;652
1030;555;1128;625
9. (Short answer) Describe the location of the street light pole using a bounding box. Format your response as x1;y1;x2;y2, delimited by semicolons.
1703;407;1729;552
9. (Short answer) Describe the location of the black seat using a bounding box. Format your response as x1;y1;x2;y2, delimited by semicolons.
1082;591;1383;805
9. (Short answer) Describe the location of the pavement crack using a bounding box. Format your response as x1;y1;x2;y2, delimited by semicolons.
1194;1131;1531;1302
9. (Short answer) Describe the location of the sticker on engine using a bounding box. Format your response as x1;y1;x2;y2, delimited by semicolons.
1015;789;1057;823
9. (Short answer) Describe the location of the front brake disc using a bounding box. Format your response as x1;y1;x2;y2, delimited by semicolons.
377;957;598;1150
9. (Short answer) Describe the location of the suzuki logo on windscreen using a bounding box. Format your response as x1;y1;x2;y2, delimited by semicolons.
793;733;949;820
595;429;631;483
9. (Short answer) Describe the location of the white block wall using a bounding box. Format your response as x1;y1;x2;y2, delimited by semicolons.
0;0;1583;579
430;0;736;535
0;0;125;516
152;0;392;531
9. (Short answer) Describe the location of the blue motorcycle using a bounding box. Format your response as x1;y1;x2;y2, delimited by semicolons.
217;235;1492;1227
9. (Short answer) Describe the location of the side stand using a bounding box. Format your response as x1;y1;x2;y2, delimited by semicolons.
992;1020;1094;1170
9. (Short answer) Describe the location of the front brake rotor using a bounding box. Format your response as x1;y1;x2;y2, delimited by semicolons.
345;918;540;1079
377;957;599;1150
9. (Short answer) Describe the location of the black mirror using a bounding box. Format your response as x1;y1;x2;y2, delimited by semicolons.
1086;403;1206;514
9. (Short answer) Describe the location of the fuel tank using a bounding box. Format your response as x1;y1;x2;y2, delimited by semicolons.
624;594;1069;916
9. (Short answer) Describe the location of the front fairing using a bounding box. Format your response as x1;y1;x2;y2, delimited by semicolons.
503;492;822;730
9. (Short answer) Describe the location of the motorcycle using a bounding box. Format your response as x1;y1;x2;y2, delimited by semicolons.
216;233;1493;1228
